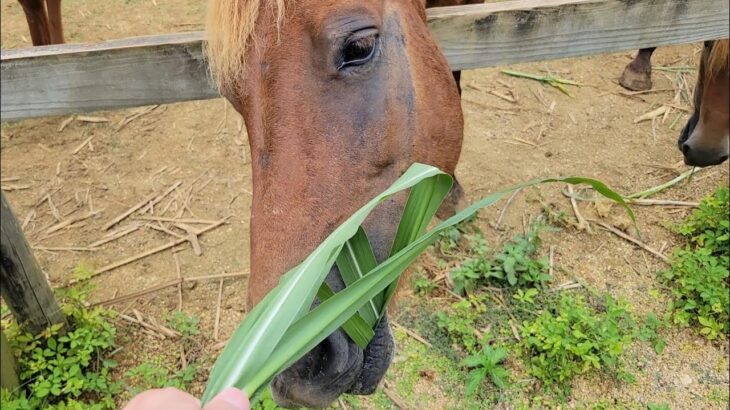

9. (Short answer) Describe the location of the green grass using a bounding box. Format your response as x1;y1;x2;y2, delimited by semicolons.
661;187;729;340
1;287;120;409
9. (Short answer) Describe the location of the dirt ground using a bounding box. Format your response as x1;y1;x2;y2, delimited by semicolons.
1;1;728;409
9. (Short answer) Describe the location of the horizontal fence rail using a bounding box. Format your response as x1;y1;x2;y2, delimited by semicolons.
1;0;728;121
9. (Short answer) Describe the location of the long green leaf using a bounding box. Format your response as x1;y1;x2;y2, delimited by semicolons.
336;227;380;326
317;283;374;349
384;173;452;308
202;164;446;402
559;177;635;222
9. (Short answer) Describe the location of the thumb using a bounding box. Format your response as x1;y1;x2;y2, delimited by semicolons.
203;388;250;410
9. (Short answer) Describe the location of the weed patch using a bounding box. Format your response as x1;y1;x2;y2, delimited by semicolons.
662;187;729;340
447;223;552;295
1;285;208;409
1;288;120;409
409;216;670;403
519;295;636;394
436;295;488;354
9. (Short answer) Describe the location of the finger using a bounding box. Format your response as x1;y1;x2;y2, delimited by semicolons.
124;387;200;410
203;388;250;410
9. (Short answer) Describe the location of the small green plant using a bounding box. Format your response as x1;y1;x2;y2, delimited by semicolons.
461;339;510;395
166;310;200;338
71;262;95;282
436;295;487;354
1;291;121;409
675;187;728;256
119;311;203;397
450;259;486;296
464;233;490;256
519;295;635;393
448;223;552;296
706;387;729;403
492;226;551;287
447;231;493;295
636;313;667;354
438;225;463;253
512;288;539;305
647;403;670;410
411;271;437;296
253;387;289;409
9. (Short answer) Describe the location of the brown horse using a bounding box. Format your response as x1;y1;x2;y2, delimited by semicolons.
679;40;729;167
206;0;470;407
17;0;64;46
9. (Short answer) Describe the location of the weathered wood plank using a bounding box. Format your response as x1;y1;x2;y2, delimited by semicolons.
1;33;218;121
1;0;728;121
428;0;729;70
0;192;67;335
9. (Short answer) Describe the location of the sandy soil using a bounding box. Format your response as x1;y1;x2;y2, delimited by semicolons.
1;1;728;409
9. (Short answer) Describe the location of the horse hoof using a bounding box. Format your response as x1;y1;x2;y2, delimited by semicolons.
619;66;652;91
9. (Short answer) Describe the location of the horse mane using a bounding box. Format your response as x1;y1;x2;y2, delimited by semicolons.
205;0;285;91
706;39;729;77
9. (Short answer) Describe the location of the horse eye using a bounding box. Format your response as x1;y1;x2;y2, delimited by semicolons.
338;30;379;70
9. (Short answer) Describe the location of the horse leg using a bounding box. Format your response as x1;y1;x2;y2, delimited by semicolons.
619;47;657;91
45;0;64;44
18;0;52;46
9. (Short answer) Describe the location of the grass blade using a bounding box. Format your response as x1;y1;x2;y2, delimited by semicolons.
317;283;374;349
384;173;452;309
336;227;381;326
560;177;635;222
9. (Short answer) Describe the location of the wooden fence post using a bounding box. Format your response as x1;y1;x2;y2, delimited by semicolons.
0;327;19;390
0;191;66;334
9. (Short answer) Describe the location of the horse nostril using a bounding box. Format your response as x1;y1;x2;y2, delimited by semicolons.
682;143;691;155
720;155;729;164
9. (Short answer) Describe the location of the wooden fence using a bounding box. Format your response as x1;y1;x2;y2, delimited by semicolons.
1;0;728;121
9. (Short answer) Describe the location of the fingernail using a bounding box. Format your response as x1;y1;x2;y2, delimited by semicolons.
215;388;250;410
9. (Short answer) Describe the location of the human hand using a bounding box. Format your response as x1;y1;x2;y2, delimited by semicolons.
123;387;250;410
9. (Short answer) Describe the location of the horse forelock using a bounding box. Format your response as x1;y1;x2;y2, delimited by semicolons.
706;39;729;77
205;0;286;92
